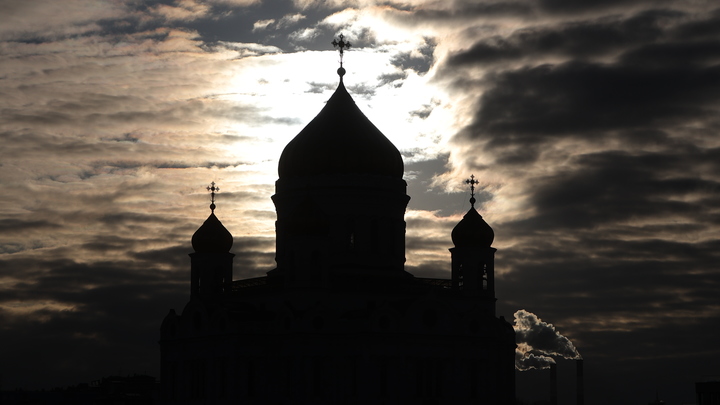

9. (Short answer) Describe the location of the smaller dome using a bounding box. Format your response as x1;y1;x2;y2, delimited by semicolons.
192;212;233;253
451;207;494;248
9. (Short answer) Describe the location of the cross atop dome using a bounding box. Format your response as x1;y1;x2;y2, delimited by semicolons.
191;182;233;255
332;34;351;79
207;181;219;212
465;175;479;208
332;34;351;67
277;36;404;180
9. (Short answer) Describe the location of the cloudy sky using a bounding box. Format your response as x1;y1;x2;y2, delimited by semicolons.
1;0;719;403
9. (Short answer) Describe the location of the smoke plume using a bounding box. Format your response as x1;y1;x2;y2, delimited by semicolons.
514;309;581;371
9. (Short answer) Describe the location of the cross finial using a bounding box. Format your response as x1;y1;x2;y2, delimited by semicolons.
207;182;219;212
332;34;351;70
465;175;479;208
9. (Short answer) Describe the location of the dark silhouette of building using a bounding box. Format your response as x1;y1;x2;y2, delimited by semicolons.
646;393;665;405
697;380;720;405
547;360;584;405
159;55;516;404
0;374;158;405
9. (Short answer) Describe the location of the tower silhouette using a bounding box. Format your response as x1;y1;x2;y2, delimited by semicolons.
160;42;516;404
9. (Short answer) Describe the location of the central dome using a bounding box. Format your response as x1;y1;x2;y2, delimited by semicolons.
278;80;404;179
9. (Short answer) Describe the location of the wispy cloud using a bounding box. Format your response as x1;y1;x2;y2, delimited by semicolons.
253;18;276;32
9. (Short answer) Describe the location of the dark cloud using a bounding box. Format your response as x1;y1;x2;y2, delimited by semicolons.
448;10;681;66
396;1;533;23
242;209;277;220
438;4;720;402
496;231;720;331
498;235;720;307
0;227;277;389
0;218;62;233
465;61;720;145
346;82;376;98
405;232;452;254
405;261;451;279
0;252;188;388
305;81;336;93
536;0;672;14
447;9;720;161
405;155;493;216
673;8;720;40
102;133;141;143
185;1;310;47
408;102;435;119
507;150;720;231
619;39;720;67
497;233;720;400
389;37;436;74
377;71;408;87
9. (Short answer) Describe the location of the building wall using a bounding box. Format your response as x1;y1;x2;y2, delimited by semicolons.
160;286;516;404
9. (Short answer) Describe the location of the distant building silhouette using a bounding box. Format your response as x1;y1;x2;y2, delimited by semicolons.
159;57;516;404
647;393;665;405
0;374;158;405
697;380;720;405
547;360;584;405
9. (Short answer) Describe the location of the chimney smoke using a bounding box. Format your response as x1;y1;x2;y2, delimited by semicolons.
513;310;582;371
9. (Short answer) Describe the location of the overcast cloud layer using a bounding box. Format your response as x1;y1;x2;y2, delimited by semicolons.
1;0;719;404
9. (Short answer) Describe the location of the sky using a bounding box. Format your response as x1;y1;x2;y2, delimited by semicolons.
1;0;719;403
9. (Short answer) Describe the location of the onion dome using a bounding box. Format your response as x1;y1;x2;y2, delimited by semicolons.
451;207;494;248
192;212;233;253
278;70;404;179
192;183;233;253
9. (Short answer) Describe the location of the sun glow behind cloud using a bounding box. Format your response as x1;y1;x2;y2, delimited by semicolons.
203;45;459;242
215;43;456;171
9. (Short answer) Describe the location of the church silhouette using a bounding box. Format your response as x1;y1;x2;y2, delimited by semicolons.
159;42;516;405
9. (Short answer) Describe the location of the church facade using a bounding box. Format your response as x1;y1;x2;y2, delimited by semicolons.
159;63;516;405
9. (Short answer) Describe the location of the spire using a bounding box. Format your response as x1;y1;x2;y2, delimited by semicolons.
332;34;351;80
465;174;479;208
